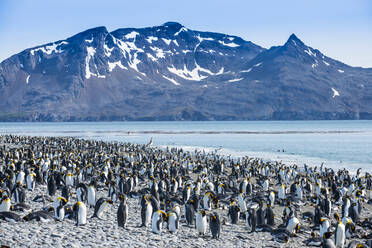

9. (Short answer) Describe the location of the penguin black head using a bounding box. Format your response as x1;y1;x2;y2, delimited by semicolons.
323;231;333;239
58;197;68;206
334;213;340;222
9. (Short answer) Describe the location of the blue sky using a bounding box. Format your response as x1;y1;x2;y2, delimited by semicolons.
1;0;371;67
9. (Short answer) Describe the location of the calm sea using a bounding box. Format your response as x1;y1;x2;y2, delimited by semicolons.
0;121;371;173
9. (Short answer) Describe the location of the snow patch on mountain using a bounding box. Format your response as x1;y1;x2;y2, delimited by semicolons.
85;47;96;79
304;48;316;57
228;78;243;83
241;68;252;73
174;27;188;36
125;31;139;40
30;41;68;55
168;65;207;81
218;40;240;47
108;61;127;72
162;38;172;45
331;88;340;98
162;75;180;86
146;36;158;44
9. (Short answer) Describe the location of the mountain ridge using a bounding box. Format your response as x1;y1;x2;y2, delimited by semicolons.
0;22;371;121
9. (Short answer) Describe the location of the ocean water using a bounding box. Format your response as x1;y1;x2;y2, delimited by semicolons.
0;121;371;173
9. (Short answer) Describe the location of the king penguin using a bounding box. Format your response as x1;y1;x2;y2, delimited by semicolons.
196;210;208;235
334;213;346;248
87;181;96;208
167;211;179;233
117;194;128;229
246;207;257;232
151;210;167;234
73;201;87;226
92;197;113;219
141;199;153;227
228;200;241;224
209;212;221;239
53;196;67;221
0;197;11;212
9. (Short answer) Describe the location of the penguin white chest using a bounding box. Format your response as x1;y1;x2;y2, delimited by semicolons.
78;203;87;225
88;187;96;206
96;202;108;218
0;199;11;212
151;212;163;234
168;214;178;232
145;204;153;225
196;213;207;234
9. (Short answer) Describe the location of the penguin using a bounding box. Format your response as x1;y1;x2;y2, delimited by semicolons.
167;211;179;233
228;200;240;224
76;183;87;202
342;197;351;218
141;199;153;227
73;201;87;226
47;174;56;196
0;211;22;222
15;170;25;185
295;183;303;200
349;201;360;223
23;210;54;222
334;213;346;248
304;232;322;247
209;212;221;239
202;192;212;210
87;182;96;208
324;194;332;216
237;193;247;216
108;182;117;202
264;204;275;226
322;231;336;248
246;207;257;232
65;172;74;187
269;191;275;206
320;218;331;238
26;172;36;191
196;210;208;235
173;204;181;220
183;185;191;203
151;210;167;234
262;178;269;191
185;201;195;226
61;185;71;202
278;184;286;205
0;196;11;212
92;197;113;219
53;196;67;221
286;213;300;235
256;201;265;226
11;182;26;203
117;194;128;228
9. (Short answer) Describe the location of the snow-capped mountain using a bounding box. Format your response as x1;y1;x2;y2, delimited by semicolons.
0;22;371;121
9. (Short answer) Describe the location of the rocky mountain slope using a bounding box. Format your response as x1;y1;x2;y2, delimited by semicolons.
0;22;371;121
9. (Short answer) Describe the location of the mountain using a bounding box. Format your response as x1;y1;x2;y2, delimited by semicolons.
0;22;371;121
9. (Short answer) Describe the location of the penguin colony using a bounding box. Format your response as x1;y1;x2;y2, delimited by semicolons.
0;135;372;247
